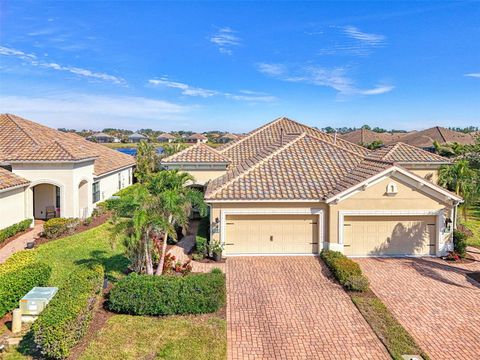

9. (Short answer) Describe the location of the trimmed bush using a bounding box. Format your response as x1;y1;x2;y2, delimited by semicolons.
108;270;225;316
32;265;104;360
453;229;468;258
194;216;210;257
43;218;79;239
0;218;32;244
0;251;51;317
320;249;369;292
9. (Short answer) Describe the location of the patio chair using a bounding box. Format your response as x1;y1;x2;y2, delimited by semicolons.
45;206;56;219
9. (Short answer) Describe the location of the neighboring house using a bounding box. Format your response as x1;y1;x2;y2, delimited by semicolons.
186;133;208;143
218;133;239;143
128;133;148;143
339;128;407;145
391;126;476;151
87;132;119;143
157;133;176;143
162;117;461;258
0;114;135;229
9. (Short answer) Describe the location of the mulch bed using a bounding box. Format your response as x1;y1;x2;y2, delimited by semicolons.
34;213;111;247
442;252;477;265
190;256;226;264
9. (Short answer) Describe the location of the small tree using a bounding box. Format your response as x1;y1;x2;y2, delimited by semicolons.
135;140;158;183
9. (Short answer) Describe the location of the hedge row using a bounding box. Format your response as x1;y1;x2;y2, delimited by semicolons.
108;269;225;316
0;219;32;244
0;251;51;317
43;218;80;239
32;265;104;360
320;250;369;292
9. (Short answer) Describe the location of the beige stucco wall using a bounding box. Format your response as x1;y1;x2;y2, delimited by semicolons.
328;174;451;245
185;170;227;186
94;167;132;203
0;186;28;229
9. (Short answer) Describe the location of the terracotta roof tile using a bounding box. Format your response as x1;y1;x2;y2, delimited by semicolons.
0;114;135;176
368;142;451;163
339;128;407;145
0;168;30;191
162;143;230;163
391;126;476;148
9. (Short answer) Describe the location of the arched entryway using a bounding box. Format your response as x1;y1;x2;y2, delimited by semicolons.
33;183;60;220
78;180;89;218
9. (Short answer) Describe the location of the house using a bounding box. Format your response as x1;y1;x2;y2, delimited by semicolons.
128;133;148;143
162;117;461;258
339;128;407;146
87;132;120;143
157;133;176;143
0;114;135;229
186;133;208;143
218;133;239;144
390;126;476;151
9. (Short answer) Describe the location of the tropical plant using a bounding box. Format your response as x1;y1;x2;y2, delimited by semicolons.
439;159;480;220
109;170;207;275
135;140;159;183
161;143;188;157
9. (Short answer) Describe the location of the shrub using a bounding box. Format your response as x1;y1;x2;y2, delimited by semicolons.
43;218;79;239
0;219;33;244
0;251;51;317
32;265;104;360
195;216;210;256
91;202;108;218
453;230;468;258
108;270;225;316
320;250;369;292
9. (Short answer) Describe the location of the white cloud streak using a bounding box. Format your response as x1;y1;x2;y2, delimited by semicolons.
343;26;385;45
464;73;480;78
209;27;241;55
257;63;393;96
149;77;276;103
0;45;125;84
0;93;188;129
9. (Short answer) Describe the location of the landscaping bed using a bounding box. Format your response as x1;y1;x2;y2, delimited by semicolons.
320;250;429;360
0;219;33;250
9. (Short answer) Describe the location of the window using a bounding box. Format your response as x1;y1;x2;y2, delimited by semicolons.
128;168;132;184
118;173;122;190
92;182;100;203
55;187;61;209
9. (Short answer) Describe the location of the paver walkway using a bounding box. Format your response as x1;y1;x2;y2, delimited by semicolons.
0;221;43;264
357;255;480;360
227;257;389;360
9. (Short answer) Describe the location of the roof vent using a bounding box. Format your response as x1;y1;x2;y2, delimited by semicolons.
386;182;398;196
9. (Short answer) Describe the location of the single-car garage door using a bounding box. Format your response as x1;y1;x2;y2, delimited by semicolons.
343;216;436;256
225;214;318;255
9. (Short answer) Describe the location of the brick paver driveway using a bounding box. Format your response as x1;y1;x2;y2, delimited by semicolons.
357;257;480;360
227;257;389;360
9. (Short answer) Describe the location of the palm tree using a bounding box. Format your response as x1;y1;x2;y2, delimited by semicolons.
439;160;480;220
135;140;158;183
109;170;206;275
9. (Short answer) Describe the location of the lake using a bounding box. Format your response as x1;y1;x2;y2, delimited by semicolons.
116;147;164;156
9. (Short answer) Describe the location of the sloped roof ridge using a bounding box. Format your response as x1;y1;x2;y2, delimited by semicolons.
436;126;448;143
217;116;285;153
6;114;40;146
207;132;307;198
162;142;230;163
304;131;368;158
377;142;401;160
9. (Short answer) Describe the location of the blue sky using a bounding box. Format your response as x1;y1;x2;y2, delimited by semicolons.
0;1;479;132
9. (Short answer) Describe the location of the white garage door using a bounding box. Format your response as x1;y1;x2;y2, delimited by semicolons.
225;214;319;255
343;216;436;256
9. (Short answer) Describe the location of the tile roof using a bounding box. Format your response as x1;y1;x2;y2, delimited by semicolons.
158;133;175;139
0;167;30;191
188;133;208;140
217;117;369;166
339;128;407;145
391;126;476;148
162;143;231;163
0;114;135;176
368;142;451;163
206;133;390;201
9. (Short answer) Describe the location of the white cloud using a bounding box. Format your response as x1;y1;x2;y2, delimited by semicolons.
257;63;393;96
0;93;189;129
256;63;287;77
209;27;241;55
149;78;218;97
0;45;125;84
343;26;385;45
149;78;276;103
464;73;480;78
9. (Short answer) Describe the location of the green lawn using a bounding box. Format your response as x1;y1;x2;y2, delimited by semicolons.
79;314;226;360
460;204;480;249
35;222;129;286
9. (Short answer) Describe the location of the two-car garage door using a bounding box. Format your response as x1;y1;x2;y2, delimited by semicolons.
225;215;318;255
343;216;436;256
